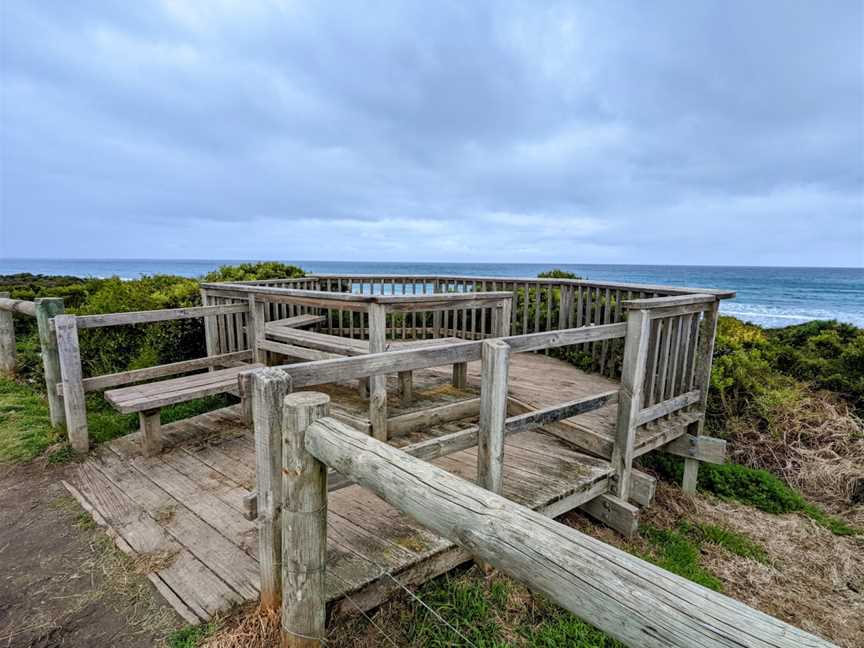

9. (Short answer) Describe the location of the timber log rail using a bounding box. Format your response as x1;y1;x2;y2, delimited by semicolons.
249;379;834;647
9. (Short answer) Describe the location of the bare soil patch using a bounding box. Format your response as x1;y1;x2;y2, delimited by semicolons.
0;460;182;648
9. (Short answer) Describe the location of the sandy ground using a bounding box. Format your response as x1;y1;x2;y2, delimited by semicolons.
0;461;181;648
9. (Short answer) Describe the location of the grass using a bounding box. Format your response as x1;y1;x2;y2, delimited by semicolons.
646;454;860;536
167;623;219;648
0;377;63;461
677;520;769;563
0;376;234;463
639;524;724;591
326;567;626;648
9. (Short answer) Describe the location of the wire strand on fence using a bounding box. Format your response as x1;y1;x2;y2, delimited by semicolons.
327;527;478;648
325;569;402;648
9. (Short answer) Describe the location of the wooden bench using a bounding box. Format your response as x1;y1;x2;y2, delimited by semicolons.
105;363;263;456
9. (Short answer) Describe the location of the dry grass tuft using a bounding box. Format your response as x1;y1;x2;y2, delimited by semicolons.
200;604;279;648
568;484;864;647
726;391;864;525
132;549;179;575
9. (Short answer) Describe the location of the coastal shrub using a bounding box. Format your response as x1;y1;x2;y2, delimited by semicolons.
766;320;864;414
203;261;304;283
6;262;305;391
537;269;581;279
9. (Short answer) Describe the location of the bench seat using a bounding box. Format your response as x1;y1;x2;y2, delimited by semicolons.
105;363;263;455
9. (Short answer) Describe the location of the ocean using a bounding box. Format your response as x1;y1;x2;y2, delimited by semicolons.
1;258;862;329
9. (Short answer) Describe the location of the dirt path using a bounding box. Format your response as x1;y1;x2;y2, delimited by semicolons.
0;460;181;648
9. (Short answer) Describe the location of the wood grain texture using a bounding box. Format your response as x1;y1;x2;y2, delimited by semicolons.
55;314;89;452
62;350;254;394
367;303;388;441
104;364;262;414
611;309;651;500
0;293;16;376
478;340;509;496
281;392;329;647
35;298;66;426
304;416;832;648
72;303;249;329
0;296;37;316
251;368;292;610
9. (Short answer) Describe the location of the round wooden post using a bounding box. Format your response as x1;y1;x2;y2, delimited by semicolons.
477;339;509;495
0;293;15;377
282;392;329;648
251;367;292;610
477;338;510;573
367;303;388;441
35;297;65;427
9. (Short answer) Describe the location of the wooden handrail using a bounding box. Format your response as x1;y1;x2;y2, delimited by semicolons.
302;274;736;299
299;412;831;648
0;297;37;317
65;303;249;329
264;322;627;388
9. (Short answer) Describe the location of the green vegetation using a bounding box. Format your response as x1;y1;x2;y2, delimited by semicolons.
639;524;723;590
676;520;769;563
536;269;581;280
0;377;63;462
646;455;859;536
3;262;303;390
167;622;218;648
378;568;624;647
0;261;302;464
0;376;234;462
637;519;769;591
709;316;864;429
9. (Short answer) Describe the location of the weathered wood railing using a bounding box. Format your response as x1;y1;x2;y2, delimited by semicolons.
0;293;66;426
49;302;253;452
248;368;833;648
228;273;734;380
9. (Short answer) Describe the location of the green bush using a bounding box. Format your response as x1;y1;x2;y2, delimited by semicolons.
5;262;305;391
203;261;304;283
537;269;581;280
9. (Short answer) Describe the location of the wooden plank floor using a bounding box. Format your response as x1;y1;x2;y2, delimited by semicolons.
66;354;628;624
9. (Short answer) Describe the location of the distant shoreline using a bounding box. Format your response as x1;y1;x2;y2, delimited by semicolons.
2;260;862;329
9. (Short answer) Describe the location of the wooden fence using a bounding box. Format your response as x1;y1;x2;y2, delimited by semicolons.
217;273;735;380
248;365;833;648
0;293;66;426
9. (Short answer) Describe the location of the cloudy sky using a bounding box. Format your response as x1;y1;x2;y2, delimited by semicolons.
1;1;862;266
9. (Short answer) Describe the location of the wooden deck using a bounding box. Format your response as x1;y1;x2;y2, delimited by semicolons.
65;353;656;624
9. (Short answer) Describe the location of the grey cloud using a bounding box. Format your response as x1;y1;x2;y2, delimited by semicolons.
1;0;862;265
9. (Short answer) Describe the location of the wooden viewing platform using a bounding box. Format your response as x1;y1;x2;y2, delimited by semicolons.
10;273;805;646
66;354;620;623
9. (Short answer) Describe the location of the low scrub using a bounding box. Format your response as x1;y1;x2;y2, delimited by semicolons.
4;262;304;391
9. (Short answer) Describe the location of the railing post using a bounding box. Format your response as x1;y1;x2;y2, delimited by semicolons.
367;303;388;441
682;298;720;493
496;299;512;337
201;289;217;364
611;308;651;501
54;314;88;452
281;392;329;648
35;297;65;427
478;339;509;495
251;367;292;610
0;293;15;377
248;295;267;365
477;339;510;569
